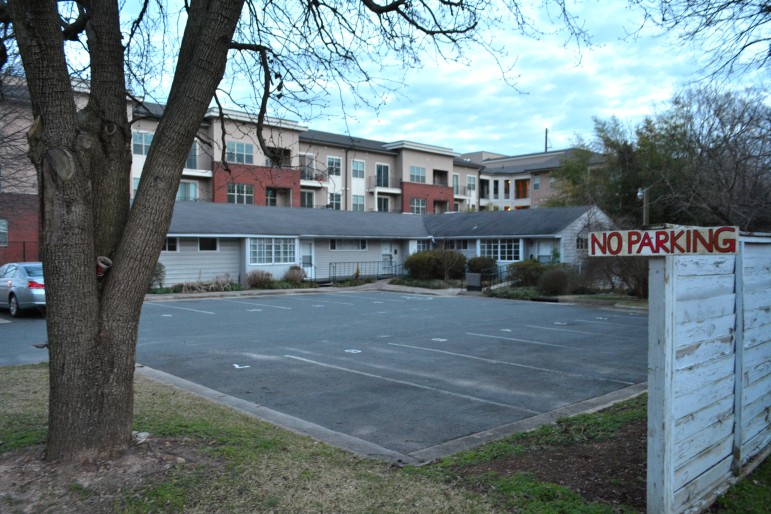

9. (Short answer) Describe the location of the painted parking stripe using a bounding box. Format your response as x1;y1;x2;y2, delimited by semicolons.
466;332;576;350
284;354;541;415
525;324;637;338
326;293;405;303
574;318;646;327
145;303;215;315
218;299;292;310
288;296;354;306
389;343;635;386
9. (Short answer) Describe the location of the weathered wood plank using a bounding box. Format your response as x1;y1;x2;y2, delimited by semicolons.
674;456;732;514
674;435;733;489
674;314;736;347
674;375;734;418
741;390;770;423
675;295;736;326
741;272;771;291
676;336;734;369
744;304;771;331
676;396;734;443
675;274;735;301
742;404;771;442
741;429;771;466
742;289;771;312
675;417;735;466
743;343;771;385
674;355;735;397
743;324;771;350
744;377;770;406
674;255;735;276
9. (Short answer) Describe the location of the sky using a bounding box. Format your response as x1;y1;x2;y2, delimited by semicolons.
276;2;763;157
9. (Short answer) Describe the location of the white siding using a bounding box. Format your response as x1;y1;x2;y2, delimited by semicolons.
159;238;241;285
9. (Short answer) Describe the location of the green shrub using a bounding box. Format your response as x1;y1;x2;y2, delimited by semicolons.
282;265;306;283
150;261;166;290
537;268;569;296
404;251;439;280
508;259;546;287
467;256;497;281
435;249;467;280
168;274;243;293
247;270;274;289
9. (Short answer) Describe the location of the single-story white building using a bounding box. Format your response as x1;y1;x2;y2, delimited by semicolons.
160;202;612;285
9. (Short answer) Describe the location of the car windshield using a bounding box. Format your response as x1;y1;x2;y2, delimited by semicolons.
24;265;44;277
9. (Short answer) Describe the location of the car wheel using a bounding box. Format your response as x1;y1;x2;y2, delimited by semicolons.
9;294;22;318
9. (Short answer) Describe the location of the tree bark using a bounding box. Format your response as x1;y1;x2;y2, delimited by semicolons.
8;0;245;462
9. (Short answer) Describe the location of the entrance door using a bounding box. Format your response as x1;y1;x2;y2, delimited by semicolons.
381;241;393;276
301;242;314;279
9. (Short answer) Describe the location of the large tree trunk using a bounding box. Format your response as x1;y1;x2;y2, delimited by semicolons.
8;0;245;462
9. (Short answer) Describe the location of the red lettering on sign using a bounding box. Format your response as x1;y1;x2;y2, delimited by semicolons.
714;226;737;253
590;233;606;255
607;232;622;255
670;230;686;253
693;229;713;253
638;232;655;253
655;231;669;254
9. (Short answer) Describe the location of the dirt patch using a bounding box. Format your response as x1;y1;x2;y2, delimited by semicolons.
454;419;647;512
0;437;220;514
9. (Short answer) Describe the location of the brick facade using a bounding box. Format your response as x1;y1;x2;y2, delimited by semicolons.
212;164;301;207
401;182;454;213
0;193;40;262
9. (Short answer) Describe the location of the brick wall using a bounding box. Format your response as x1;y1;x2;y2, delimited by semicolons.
0;193;40;262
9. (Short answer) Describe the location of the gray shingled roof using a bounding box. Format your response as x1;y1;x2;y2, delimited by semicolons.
482;149;603;176
168;201;430;239
299;129;396;155
168;202;592;239
423;206;592;238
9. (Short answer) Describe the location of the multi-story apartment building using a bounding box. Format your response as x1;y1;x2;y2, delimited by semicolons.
461;149;583;211
131;103;483;214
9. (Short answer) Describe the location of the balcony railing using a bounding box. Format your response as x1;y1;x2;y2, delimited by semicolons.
367;176;402;189
300;169;327;181
328;261;406;282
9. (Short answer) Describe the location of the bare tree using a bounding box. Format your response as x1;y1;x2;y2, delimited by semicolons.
633;0;771;77
0;0;591;464
0;60;36;193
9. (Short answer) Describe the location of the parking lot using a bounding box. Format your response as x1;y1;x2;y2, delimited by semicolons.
1;290;648;463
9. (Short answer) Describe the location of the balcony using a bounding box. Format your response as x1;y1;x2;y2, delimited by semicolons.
367;175;402;193
300;168;328;188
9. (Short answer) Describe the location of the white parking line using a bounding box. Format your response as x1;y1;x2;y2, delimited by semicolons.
145;303;215;315
525;324;636;338
283;354;541;414
218;299;292;310
289;296;354;306
466;332;576;350
326;293;405;303
575;318;646;327
389;343;635;385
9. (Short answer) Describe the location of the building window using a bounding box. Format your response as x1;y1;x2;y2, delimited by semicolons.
299;153;315;180
453;175;459;194
132;131;153;155
416;240;432;251
177;181;198;201
301;190;314;208
0;219;7;246
250;238;296;264
352;195;365;212
227;183;254;204
409;166;426;183
481;239;520;261
533;176;540;191
226;141;254;164
329;192;341;210
515;179;530;199
445;240;469;250
377;197;390;212
327;156;341;176
132;177;140;198
352;159;365;179
467;176;476;191
376;163;390;187
162;237;178;252
199;238;218;252
266;147;290;167
330;239;367;251
504;180;511;198
266;188;277;207
185;143;197;169
410;197;427;214
576;237;588;250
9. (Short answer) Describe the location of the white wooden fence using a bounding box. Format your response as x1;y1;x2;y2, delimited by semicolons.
647;234;771;513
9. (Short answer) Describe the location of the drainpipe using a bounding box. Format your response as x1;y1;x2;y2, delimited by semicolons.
344;148;350;210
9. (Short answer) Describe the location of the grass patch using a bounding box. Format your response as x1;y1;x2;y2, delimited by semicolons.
485;286;540;300
710;457;771;513
331;277;376;287
388;277;464;289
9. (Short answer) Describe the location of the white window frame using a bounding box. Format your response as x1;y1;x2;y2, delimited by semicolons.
185;142;197;169
132;131;153;156
376;163;390;187
177;180;198;201
301;190;314;208
327;156;342;176
161;237;178;252
410;197;426;214
250;238;296;265
227;183;254;204
533;175;540;191
198;237;218;252
329;192;341;210
226;141;254;164
330;239;367;251
467;176;476;191
0;218;7;247
352;194;365;212
351;159;365;179
409;166;426;183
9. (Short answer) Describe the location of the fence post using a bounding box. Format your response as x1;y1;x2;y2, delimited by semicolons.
732;241;745;475
647;256;676;514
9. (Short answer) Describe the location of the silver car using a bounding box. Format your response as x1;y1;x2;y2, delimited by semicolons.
0;262;46;317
